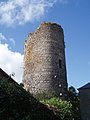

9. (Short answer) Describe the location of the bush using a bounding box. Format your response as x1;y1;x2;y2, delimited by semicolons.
67;86;81;120
41;97;73;120
0;79;60;120
0;80;36;119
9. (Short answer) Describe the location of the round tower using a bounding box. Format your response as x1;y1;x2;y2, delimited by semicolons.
23;22;68;97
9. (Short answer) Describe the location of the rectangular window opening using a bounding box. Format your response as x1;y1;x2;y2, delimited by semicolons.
59;59;62;68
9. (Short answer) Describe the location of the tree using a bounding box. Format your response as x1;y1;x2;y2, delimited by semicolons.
0;78;60;120
67;86;81;120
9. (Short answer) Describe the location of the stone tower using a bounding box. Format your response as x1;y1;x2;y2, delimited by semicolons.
23;22;68;97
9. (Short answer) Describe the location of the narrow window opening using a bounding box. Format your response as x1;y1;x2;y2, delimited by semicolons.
59;59;62;68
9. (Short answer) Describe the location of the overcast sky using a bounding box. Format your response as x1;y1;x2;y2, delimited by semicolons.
0;0;90;88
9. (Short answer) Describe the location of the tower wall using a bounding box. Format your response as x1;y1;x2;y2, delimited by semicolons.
23;22;67;97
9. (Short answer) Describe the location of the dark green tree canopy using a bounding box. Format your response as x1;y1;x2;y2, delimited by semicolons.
0;79;60;120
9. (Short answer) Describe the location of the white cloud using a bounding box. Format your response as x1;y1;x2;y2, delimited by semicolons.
0;32;16;46
0;0;67;26
0;33;6;42
0;43;23;83
9;38;15;46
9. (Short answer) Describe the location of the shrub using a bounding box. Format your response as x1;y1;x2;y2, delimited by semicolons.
0;79;60;120
41;97;73;120
67;86;81;120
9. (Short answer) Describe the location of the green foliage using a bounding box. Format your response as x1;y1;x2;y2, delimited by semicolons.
0;79;60;120
41;97;73;120
0;80;36;120
22;115;32;120
0;77;81;120
40;86;81;120
67;86;81;120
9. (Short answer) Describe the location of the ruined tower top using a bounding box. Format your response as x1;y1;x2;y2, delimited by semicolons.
28;22;64;38
23;22;68;97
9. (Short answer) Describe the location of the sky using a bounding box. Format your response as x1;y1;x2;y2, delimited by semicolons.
0;0;90;89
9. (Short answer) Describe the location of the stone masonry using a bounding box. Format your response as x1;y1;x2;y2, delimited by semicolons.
23;22;68;97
